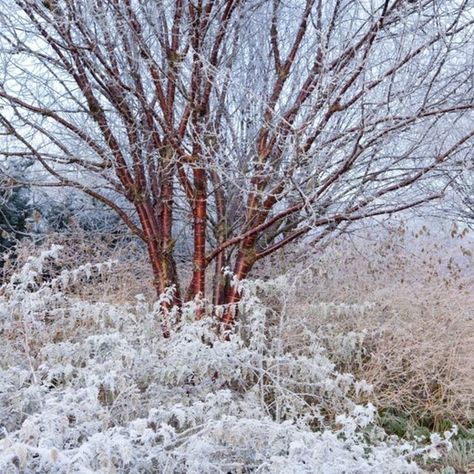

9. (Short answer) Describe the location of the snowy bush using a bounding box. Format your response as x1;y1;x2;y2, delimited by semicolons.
0;248;455;473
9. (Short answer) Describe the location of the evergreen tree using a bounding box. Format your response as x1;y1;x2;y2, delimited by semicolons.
0;162;33;261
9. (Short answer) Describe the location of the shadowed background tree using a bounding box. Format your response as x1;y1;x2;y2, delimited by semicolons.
0;0;473;328
0;161;33;262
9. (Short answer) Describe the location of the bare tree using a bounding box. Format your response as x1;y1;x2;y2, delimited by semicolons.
449;155;474;225
0;0;473;326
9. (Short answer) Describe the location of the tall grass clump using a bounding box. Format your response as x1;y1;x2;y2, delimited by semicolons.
256;218;473;430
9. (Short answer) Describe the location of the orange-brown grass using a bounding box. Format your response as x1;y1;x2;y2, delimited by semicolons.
256;219;474;428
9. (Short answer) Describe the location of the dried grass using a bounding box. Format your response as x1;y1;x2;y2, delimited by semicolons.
256;219;474;428
2;227;155;304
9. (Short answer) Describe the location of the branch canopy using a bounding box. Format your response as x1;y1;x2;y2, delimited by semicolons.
0;0;473;307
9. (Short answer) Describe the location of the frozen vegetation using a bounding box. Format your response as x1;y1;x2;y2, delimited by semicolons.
0;246;460;473
0;0;473;471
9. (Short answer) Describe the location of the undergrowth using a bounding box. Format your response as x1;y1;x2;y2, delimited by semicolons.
0;245;459;473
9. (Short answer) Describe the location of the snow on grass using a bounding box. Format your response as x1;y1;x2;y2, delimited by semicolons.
0;247;454;473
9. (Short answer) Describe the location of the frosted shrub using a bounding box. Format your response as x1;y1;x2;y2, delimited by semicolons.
0;248;453;473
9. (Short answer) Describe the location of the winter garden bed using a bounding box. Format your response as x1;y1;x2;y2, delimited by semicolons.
0;247;460;472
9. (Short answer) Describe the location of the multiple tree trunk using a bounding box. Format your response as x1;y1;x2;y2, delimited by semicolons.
1;0;473;330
